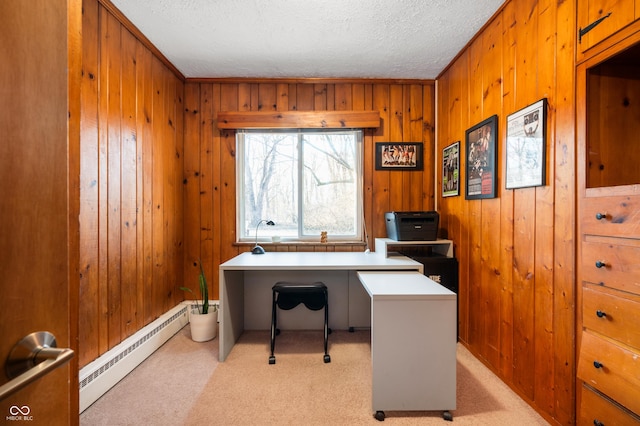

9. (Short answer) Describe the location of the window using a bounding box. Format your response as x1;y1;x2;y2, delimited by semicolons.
237;129;363;243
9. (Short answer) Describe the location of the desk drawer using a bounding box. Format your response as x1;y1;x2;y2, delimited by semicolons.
580;384;640;426
578;331;640;415
583;284;640;351
581;240;640;295
581;195;640;239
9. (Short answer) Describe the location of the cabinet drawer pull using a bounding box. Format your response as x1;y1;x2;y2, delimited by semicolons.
595;310;607;318
595;212;607;220
593;420;604;426
593;360;604;369
595;260;607;268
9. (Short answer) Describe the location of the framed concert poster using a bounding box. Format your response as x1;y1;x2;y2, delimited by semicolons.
465;115;498;199
442;141;460;197
505;98;547;189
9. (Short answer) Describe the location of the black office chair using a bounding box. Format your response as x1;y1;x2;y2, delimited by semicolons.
269;281;331;364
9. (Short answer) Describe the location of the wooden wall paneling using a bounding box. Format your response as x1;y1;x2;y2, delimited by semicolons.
388;85;405;211
151;56;166;320
258;83;277;111
105;10;123;349
219;84;241;266
466;36;484;354
183;83;202;297
479;14;503;370
171;72;185;308
335;83;352;111
167;65;181;309
363;84;375;250
553;0;576;423
295;83;314;110
236;83;249;111
287;83;297;110
353;84;374;252
419;84;434;211
372;84;391;242
403;85;417;211
69;0;83;415
209;84;222;297
133;41;145;327
499;0;516;383
532;0;556;415
138;43;154;325
276;83;289;111
449;58;470;342
97;3;111;356
162;61;176;313
199;84;215;296
79;0;100;366
312;83;326;110
511;0;539;400
326;84;336;111
121;27;139;336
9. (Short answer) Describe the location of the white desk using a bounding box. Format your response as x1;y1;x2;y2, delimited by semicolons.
358;271;456;419
218;251;423;361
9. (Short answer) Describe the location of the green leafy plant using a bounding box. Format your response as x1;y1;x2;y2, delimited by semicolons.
180;260;216;314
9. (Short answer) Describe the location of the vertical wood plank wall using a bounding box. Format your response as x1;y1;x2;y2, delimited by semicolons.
77;1;579;423
437;0;576;424
182;81;436;300
79;1;185;367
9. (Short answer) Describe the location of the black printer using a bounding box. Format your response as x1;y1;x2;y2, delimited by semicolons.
385;211;439;241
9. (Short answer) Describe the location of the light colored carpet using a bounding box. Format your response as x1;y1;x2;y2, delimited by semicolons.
81;326;549;425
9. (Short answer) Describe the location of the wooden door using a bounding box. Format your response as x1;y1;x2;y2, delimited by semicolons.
0;1;80;424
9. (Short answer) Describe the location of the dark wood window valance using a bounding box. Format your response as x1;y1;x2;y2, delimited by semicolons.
216;110;380;129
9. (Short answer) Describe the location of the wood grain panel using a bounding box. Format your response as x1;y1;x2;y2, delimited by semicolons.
533;0;557;414
105;10;123;350
121;28;139;337
79;0;101;366
499;0;516;383
79;1;185;366
217;110;381;129
436;0;577;423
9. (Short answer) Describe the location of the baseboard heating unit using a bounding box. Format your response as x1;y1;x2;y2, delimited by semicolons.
79;303;189;413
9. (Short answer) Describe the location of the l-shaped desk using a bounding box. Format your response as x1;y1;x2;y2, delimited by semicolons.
218;250;457;419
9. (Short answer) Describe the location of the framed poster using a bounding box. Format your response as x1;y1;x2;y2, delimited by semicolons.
505;98;547;189
442;141;460;197
375;142;423;171
465;115;498;199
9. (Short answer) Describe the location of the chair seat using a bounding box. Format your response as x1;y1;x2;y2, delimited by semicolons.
270;281;330;364
273;282;327;310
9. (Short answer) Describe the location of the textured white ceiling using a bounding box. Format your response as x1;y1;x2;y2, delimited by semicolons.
111;0;504;80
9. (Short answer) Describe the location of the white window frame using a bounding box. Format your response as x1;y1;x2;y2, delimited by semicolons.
236;129;364;243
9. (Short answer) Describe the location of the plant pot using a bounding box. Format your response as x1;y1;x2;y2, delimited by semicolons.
189;308;218;342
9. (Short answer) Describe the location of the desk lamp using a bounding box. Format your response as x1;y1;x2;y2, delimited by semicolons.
252;220;275;254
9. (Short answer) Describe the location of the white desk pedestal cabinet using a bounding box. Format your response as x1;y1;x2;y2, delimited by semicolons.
358;271;457;421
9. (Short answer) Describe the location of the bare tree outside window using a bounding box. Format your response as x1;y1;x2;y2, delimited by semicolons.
237;130;363;242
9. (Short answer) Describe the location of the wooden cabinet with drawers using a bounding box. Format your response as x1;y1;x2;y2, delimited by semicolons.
576;22;640;425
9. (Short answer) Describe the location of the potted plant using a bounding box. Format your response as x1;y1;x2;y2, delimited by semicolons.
180;261;218;342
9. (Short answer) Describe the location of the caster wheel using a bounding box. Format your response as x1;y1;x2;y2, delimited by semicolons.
348;327;355;333
443;411;453;421
374;411;385;421
324;354;331;363
268;356;276;365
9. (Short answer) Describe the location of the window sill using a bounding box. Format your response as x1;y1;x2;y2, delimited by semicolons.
235;241;367;250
